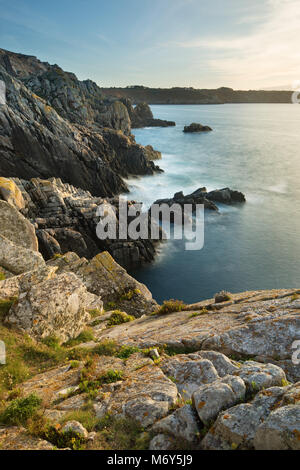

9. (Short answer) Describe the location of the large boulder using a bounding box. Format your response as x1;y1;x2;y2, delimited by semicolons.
201;383;299;450
6;272;103;342
47;251;158;317
233;361;286;393
254;405;300;450
152;404;200;444
0;200;38;251
193;375;246;425
161;356;219;399
0;234;45;275
0;264;57;300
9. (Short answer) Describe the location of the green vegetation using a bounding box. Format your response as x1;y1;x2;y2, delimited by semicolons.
41;335;61;349
104;301;116;311
0;270;6;281
0;393;42;425
44;426;86;450
189;308;209;318
60;408;98;433
95;414;150;450
154;299;186;315
0;297;18;320
0;322;90;398
93;340;141;360
64;328;95;347
116;345;140;359
121;289;141;301
93;339;119;357
107;311;135;326
79;359;124;398
88;308;103;318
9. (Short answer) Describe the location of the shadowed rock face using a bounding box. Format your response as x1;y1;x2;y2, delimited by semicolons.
0;49;162;198
0;176;160;269
123;101;176;129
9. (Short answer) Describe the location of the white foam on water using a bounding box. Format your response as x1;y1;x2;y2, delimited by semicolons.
265;181;288;194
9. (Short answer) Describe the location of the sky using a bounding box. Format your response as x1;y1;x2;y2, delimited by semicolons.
0;0;299;90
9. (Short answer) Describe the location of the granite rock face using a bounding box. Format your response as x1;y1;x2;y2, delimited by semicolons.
193;375;246;425
151;405;200;444
6;271;102;342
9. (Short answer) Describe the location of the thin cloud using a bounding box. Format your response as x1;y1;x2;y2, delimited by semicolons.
173;0;300;88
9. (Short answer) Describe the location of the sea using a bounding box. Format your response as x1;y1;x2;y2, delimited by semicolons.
125;104;300;304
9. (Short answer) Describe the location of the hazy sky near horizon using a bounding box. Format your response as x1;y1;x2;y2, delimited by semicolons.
0;0;299;90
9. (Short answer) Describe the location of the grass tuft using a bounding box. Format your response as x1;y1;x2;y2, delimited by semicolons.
154;299;186;315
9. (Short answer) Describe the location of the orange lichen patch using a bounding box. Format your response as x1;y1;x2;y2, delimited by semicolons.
223;414;230;420
197;401;206;409
293;430;300;441
261;390;273;397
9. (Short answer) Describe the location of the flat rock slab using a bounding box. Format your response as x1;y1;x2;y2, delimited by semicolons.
0;426;54;450
93;289;300;382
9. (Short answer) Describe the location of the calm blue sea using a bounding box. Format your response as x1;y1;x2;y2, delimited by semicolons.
126;104;300;304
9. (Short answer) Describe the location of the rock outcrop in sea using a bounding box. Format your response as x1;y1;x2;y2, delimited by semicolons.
127;102;176;128
183;123;212;133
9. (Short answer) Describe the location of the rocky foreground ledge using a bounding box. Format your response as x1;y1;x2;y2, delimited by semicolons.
0;193;299;450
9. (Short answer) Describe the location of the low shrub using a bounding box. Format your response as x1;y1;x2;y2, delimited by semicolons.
107;311;134;327
0;297;18;321
154;299;186;315
64;329;95;347
0;393;42;425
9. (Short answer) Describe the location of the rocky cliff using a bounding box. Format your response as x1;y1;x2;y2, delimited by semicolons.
0;49;162;198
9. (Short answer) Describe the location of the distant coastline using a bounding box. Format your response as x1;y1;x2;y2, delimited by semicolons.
101;86;292;105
